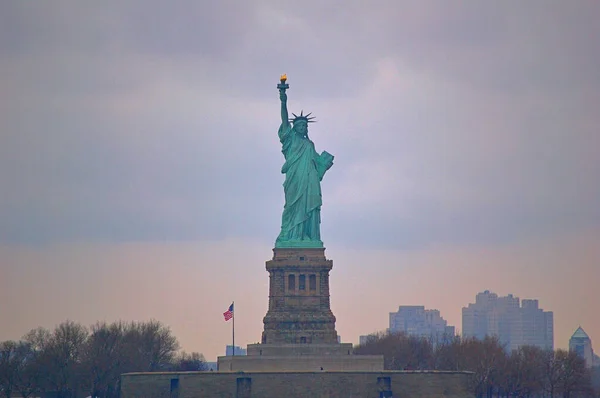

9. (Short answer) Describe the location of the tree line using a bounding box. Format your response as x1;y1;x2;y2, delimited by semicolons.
355;331;600;398
0;320;206;398
3;321;599;398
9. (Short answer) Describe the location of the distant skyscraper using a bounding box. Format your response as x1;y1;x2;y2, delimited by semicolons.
521;299;554;349
569;326;594;368
225;345;247;356
462;291;553;351
389;306;455;342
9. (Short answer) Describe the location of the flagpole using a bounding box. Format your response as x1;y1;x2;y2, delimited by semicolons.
232;301;235;357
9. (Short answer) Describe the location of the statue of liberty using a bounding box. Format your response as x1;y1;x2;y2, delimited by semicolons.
275;75;334;248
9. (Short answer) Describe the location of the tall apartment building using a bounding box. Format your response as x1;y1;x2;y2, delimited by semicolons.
389;305;455;342
462;291;553;352
521;299;554;349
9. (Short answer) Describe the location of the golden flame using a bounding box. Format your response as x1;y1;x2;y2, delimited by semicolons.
280;74;287;82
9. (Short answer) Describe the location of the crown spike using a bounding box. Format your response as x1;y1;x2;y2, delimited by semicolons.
290;110;317;124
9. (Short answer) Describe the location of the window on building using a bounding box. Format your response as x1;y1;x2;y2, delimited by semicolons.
300;336;307;344
299;274;306;290
288;274;295;291
309;274;317;291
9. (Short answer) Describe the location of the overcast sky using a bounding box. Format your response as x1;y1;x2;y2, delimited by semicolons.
1;1;599;361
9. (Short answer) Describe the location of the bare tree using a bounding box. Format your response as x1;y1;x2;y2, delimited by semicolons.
355;331;433;370
171;352;208;371
556;349;591;398
43;321;88;398
81;322;126;398
591;367;600;397
0;341;19;398
495;348;518;397
10;341;41;398
359;330;598;398
121;320;180;373
493;345;545;398
432;336;466;371
21;327;52;396
3;320;204;398
518;345;546;398
459;336;506;398
540;348;565;398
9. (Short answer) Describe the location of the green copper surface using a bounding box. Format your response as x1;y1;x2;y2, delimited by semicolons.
275;77;334;248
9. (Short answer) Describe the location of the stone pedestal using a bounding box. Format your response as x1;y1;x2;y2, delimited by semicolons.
262;247;337;345
217;247;384;372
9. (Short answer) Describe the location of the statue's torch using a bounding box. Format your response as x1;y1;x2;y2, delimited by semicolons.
277;74;289;93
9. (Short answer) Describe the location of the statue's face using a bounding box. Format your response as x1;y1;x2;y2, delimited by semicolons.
295;122;308;137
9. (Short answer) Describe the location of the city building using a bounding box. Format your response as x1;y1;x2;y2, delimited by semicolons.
462;291;553;352
359;334;379;346
225;345;247;356
569;326;595;368
520;299;554;349
389;305;455;342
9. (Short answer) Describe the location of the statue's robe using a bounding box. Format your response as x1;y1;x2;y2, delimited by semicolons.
276;122;334;247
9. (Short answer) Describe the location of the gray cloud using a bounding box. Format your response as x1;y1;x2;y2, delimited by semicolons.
1;1;599;248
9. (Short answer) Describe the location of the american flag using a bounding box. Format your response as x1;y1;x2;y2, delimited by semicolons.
223;303;233;321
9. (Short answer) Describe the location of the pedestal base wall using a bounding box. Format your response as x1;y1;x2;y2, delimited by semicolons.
246;343;354;356
217;354;384;372
121;370;475;398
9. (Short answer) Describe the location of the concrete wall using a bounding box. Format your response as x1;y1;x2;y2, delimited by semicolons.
246;342;353;356
121;370;474;398
217;354;384;372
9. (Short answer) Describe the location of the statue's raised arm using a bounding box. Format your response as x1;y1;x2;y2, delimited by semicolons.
277;74;289;126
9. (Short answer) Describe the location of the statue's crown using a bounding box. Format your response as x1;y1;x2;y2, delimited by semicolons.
290;110;316;124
